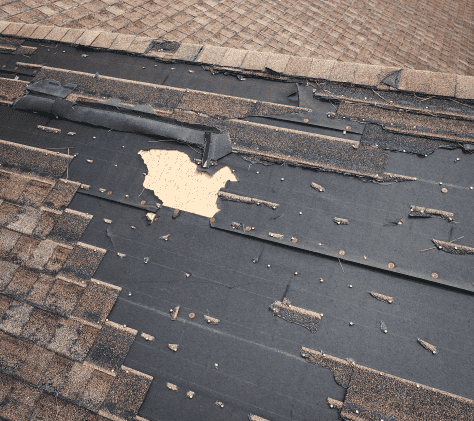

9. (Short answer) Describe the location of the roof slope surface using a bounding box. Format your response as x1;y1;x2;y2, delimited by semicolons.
0;37;473;421
0;0;473;74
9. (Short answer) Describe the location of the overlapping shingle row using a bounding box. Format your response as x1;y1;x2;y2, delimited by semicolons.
0;140;152;420
0;24;473;99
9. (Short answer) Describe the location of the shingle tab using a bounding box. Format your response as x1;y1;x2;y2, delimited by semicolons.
62;361;94;401
45;277;85;316
25;273;55;306
241;50;269;71
61;28;86;44
7;206;42;235
4;267;38;299
80;369;115;411
0;376;41;420
307;59;336;80
40;353;74;394
100;366;153;420
21;307;60;346
265;53;290;73
43;26;70;42
0;139;73;179
219;47;247;67
195;45;227;64
33;208;61;238
398;69;457;97
0;227;20;258
17;179;53;207
45;244;73;273
76;30;102;47
173;43;202;61
27;239;58;270
85;321;137;373
0;330;32;374
284;56;312;77
59;243;106;285
72;279;121;324
455;75;474;99
47;209;92;244
16;344;54;385
1;22;25;37
43;179;80;211
10;234;41;264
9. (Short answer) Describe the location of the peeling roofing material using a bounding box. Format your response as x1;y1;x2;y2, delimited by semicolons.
0;30;473;421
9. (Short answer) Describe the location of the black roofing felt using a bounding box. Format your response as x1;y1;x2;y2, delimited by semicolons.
0;43;473;421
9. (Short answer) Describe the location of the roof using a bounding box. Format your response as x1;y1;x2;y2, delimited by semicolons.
0;0;473;74
0;29;473;421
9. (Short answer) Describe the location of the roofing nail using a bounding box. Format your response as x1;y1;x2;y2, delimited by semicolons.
320;278;323;282
189;313;195;319
441;188;448;193
349;285;352;288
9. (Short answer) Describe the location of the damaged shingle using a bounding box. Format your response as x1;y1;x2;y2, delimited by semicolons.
418;338;437;354
432;239;474;255
218;191;279;209
409;206;454;221
270;299;322;333
370;292;394;304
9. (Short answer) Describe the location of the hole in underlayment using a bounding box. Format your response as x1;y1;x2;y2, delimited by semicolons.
138;149;238;218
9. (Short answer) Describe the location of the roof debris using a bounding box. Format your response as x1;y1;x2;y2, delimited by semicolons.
167;383;178;391
160;234;170;241
168;344;179;352
327;398;344;410
37;125;61;134
311;182;325;192
104;218;112;224
204;315;220;324
370;292;394;304
141;332;155;341
216;401;224;408
380;321;388;333
187;391;195;399
268;232;284;239
432;239;474;255
67;132;76;136
418;338;437;354
409;205;454;221
146;212;158;223
143;257;149;264
270;299;322;333
218;191;279;209
334;217;349;225
249;415;270;421
117;252;126;258
170;306;180;320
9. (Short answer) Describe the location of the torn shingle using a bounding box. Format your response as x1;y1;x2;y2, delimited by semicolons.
85;321;137;373
218;191;279;209
100;366;153;420
59;242;106;285
270;299;322;333
47;209;93;244
432;239;474;255
71;278;121;325
0;139;73;179
409;206;454;221
418;338;437;354
42;179;81;211
369;292;394;304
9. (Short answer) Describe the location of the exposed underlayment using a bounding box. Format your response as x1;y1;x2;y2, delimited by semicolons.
301;347;474;420
269;299;322;333
139;149;238;218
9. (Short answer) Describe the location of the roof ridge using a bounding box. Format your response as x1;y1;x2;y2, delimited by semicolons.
0;21;473;100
